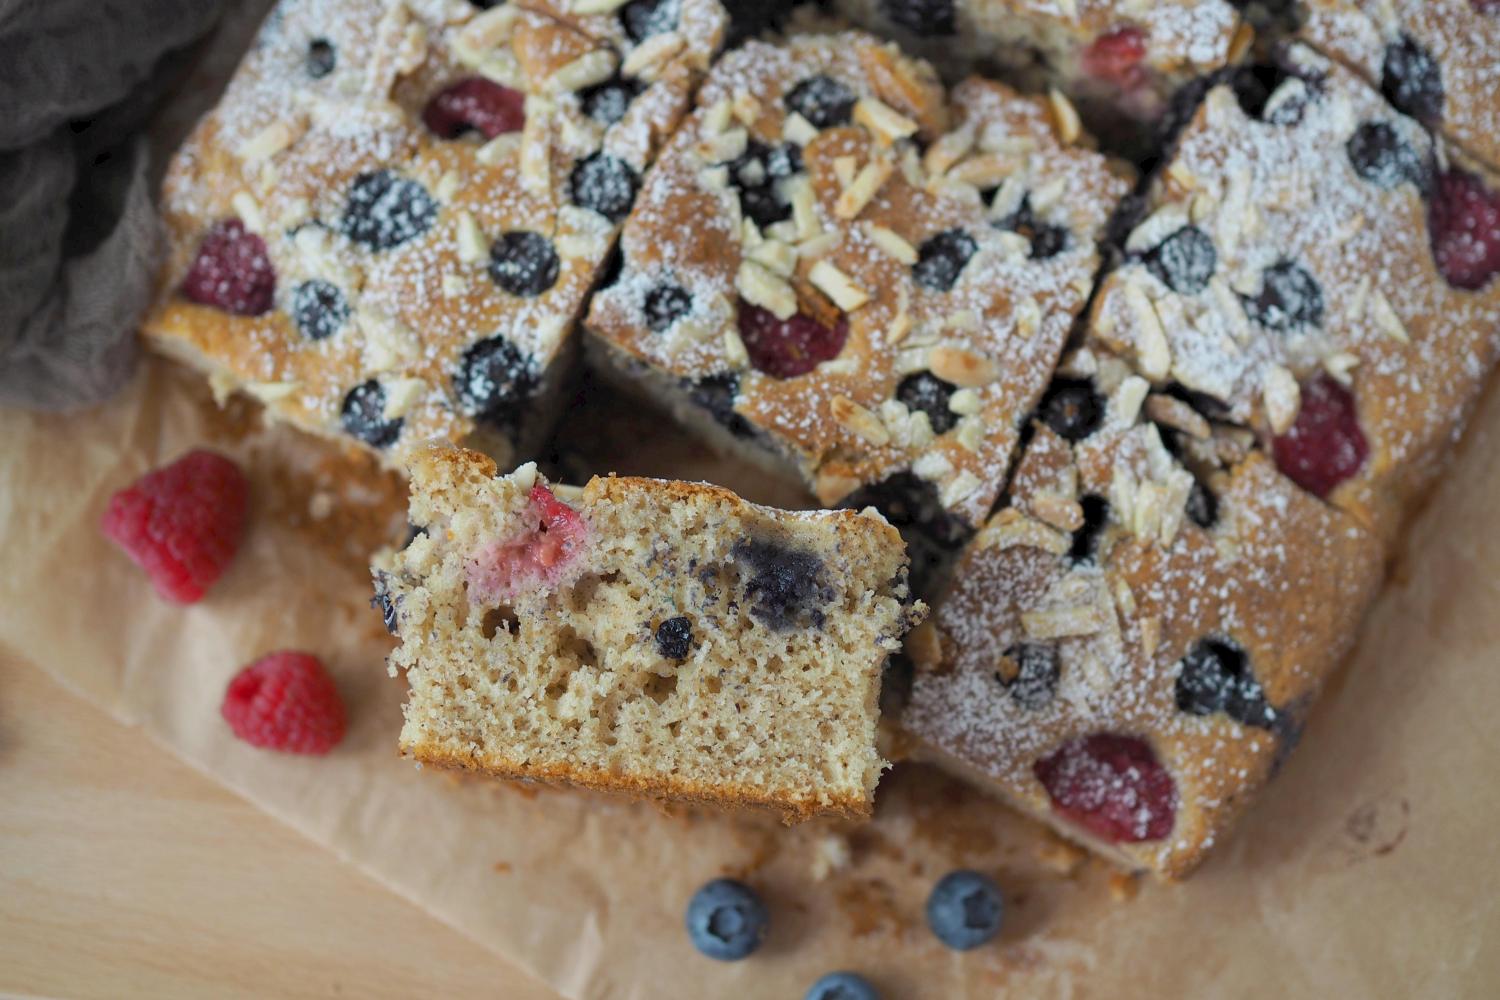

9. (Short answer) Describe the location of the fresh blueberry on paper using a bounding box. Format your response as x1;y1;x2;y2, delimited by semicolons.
926;870;1004;950
685;878;767;960
806;971;879;1000
341;170;437;251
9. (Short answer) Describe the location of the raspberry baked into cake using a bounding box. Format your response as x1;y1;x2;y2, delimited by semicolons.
1086;43;1500;541
586;30;1131;581
902;356;1384;876
825;0;1249;145
144;0;726;469
377;444;924;820
1298;0;1500;173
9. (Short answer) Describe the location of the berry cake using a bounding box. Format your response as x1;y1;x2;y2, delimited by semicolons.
143;0;726;470
902;356;1384;877
1086;43;1500;541
585;31;1131;583
378;444;924;820
823;0;1249;146
1298;0;1500;173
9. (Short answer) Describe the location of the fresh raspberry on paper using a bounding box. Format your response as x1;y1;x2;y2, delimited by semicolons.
737;302;849;378
222;651;346;755
100;449;248;604
1272;374;1368;499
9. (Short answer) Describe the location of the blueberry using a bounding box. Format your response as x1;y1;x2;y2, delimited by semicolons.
1242;259;1323;332
306;39;336;79
926;870;1004;951
1185;479;1218;529
1231;63;1315;125
1068;494;1109;564
912;229;977;292
840;472;971;551
727;140;799;229
996;196;1069;260
784;75;857;129
881;0;956;35
291;279;349;341
621;0;679;43
896;371;959;434
644;282;693;332
1175;636;1276;729
580;76;644;125
655;616;693;658
1382;35;1444;125
734;539;832;632
488;230;560;296
569;152;640;223
1346;121;1426;189
688;372;756;439
341;170;437;251
453;335;539;421
1144;225;1216;295
341;380;403;448
684;879;767;961
1037;378;1104;442
997;643;1059;709
371;572;399;634
806;971;879;1000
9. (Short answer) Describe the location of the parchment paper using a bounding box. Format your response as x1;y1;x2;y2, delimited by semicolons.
3;0;1500;991
2;355;1499;998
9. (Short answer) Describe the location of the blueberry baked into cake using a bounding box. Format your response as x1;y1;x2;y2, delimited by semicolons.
903;354;1385;876
1086;43;1500;541
378;444;923;820
586;30;1131;582
143;0;727;470
825;0;1249;145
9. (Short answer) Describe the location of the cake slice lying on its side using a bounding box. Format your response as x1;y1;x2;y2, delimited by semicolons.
376;444;924;821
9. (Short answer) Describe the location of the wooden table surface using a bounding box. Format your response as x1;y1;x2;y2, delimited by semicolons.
0;655;562;1000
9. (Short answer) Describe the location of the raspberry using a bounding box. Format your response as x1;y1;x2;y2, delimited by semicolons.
1272;374;1368;498
467;484;588;601
101;450;249;604
1428;167;1500;291
222;651;346;754
181;219;275;316
1082;27;1148;89
1033;734;1176;844
737;302;849;378
421;77;526;139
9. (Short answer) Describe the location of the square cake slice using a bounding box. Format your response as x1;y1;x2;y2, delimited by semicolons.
378;444;924;821
1086;42;1500;541
585;30;1131;585
900;358;1384;877
143;0;726;471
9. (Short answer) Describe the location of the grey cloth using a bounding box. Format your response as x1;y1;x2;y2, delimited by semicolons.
0;0;228;411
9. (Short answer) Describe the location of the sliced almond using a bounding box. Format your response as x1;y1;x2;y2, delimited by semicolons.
922;122;975;179
929;345;999;388
796;232;840;260
436;170;464;200
832;395;891;446
622;31;684;81
381;377;427;420
549;48;617;92
237;120;300;162
1031;492;1085;533
701;98;733;136
948;153;1013;190
865;223;917;264
697;126;748;165
723;328;750;367
833;155;858;190
1368;288;1410;344
782;112;819;145
747;238;797;277
940;470;983;507
1014;296;1042;339
519;98;552;195
1324;351;1360;386
1145;394;1211;439
835;157;894;220
456;6;520;59
246;381;301;404
441;273;468;299
978;509;1069;555
1111;374;1150;425
953;415;986;452
810;260;870;311
1048;88;1082;145
1123;282;1172;380
1262;363;1302;436
455;210;487;264
736;260;797;320
947;387;982;416
787;175;822;240
230;191;265;233
731;89;760;127
854;96;919;146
